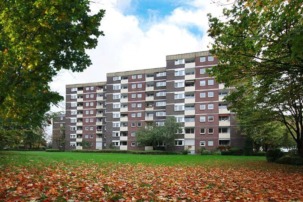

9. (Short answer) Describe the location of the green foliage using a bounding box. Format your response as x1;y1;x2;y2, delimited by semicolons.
136;117;181;150
266;149;284;162
45;149;63;152
276;155;303;166
208;0;303;157
221;147;244;156
0;1;105;145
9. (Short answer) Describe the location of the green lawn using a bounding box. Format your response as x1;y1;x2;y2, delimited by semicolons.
0;151;265;167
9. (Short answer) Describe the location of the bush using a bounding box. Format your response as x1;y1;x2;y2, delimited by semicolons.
266;149;284;162
221;147;243;156
46;149;63;152
252;151;266;156
200;149;212;155
276;155;303;166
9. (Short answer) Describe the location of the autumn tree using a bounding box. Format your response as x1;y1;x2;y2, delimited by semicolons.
208;0;303;157
136;117;181;150
0;0;105;146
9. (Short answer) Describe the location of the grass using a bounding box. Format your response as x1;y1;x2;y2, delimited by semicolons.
0;151;265;167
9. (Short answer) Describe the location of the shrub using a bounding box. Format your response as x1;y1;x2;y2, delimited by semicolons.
276;155;303;166
200;149;212;155
266;149;284;162
252;151;266;156
182;150;189;155
45;149;63;152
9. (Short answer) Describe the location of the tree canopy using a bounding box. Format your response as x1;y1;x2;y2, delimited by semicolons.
0;0;105;145
208;0;303;156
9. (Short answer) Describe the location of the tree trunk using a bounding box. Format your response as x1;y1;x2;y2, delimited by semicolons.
298;140;303;158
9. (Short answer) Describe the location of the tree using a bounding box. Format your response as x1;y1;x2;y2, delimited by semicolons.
136;117;181;150
208;0;303;157
0;1;105;143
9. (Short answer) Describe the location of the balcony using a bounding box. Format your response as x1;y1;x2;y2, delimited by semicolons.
97;88;104;93
77;98;83;102
97;97;104;101
184;122;195;127
185;86;195;92
76;138;82;142
219;108;230;114
219;120;231;126
76;146;83;150
96;121;103;125
185;98;195;104
76;122;83;126
120;145;128;151
77;90;83;94
185;110;195;115
219;96;226;102
120;107;128;112
219;133;231;139
185;75;195;80
146;96;154;101
120;136;128;141
146;86;154;91
96;137;103;142
121;88;128;93
120;126;128;131
76;130;83;134
184;133;195;139
146;77;154;81
146;107;154;111
77;114;83;118
96;113;104;117
96;105;104;109
96;130;103;134
120;116;128;122
121;79;128;84
77;106;83;110
145;116;154;121
185;62;195;68
219;84;225;89
120;98;128;103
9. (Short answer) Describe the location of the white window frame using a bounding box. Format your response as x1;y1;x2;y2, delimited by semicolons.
208;92;214;97
200;57;206;62
200;116;206;122
208;104;214;110
174;104;185;111
208;79;214;85
174;81;184;88
200;92;206;98
174;92;185;99
156;91;166;97
175;69;185;76
200;141;206;146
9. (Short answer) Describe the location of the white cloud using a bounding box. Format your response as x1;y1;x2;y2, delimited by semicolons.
50;0;225;112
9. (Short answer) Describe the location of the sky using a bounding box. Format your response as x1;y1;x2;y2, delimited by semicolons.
50;0;228;112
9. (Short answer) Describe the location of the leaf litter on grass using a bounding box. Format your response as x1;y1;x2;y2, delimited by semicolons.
0;161;302;201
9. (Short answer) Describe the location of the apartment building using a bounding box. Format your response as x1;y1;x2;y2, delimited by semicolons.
52;113;65;150
56;50;245;153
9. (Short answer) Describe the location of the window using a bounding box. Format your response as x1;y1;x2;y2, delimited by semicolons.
85;87;90;91
113;103;120;108
219;116;229;121
156;72;166;77
85;102;89;107
85;126;89;131
131;113;136;118
71;94;77;99
200;68;206;74
208;91;214;97
219;140;230;146
175;69;185;76
131;94;136;98
200;80;206;86
200;57;206;62
131;132;136;137
174;92;185;99
70;118;76;123
113;76;121;81
200;92;206;98
113;122;120;127
208;104;214;110
131;122;136;127
137;103;142;108
208;80;214;85
174;104;184;111
208;56;214;61
90;102;94;106
131;142;136;146
132;75;137;79
131;103;136;108
175;116;185;123
200;104;206;110
113;112;120;118
219;127;229;133
137;112;142;117
71;102;77;107
113;84;121;90
175;139;184;146
137;122;142;127
70;134;76;139
156;122;165;126
85;110;89;115
156;101;166;107
156;112;166;116
90;87;94;90
156;82;166;87
90;94;94;98
156;91;166;97
112;141;120;146
113;93;121;99
131;84;136;89
138;74;142;79
174;81;185;88
208;116;214;122
185;128;195;133
208;141;214;146
200;116;206;122
85;94;89;98
174;59;185;65
90;110;94;115
90;118;94;122
137;83;142;88
112;131;120;137
90;127;94;131
85;118;89;123
71;88;77;92
137;93;142;98
200;141;206;146
71;110;77;115
200;128;206;134
208;128;214;134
